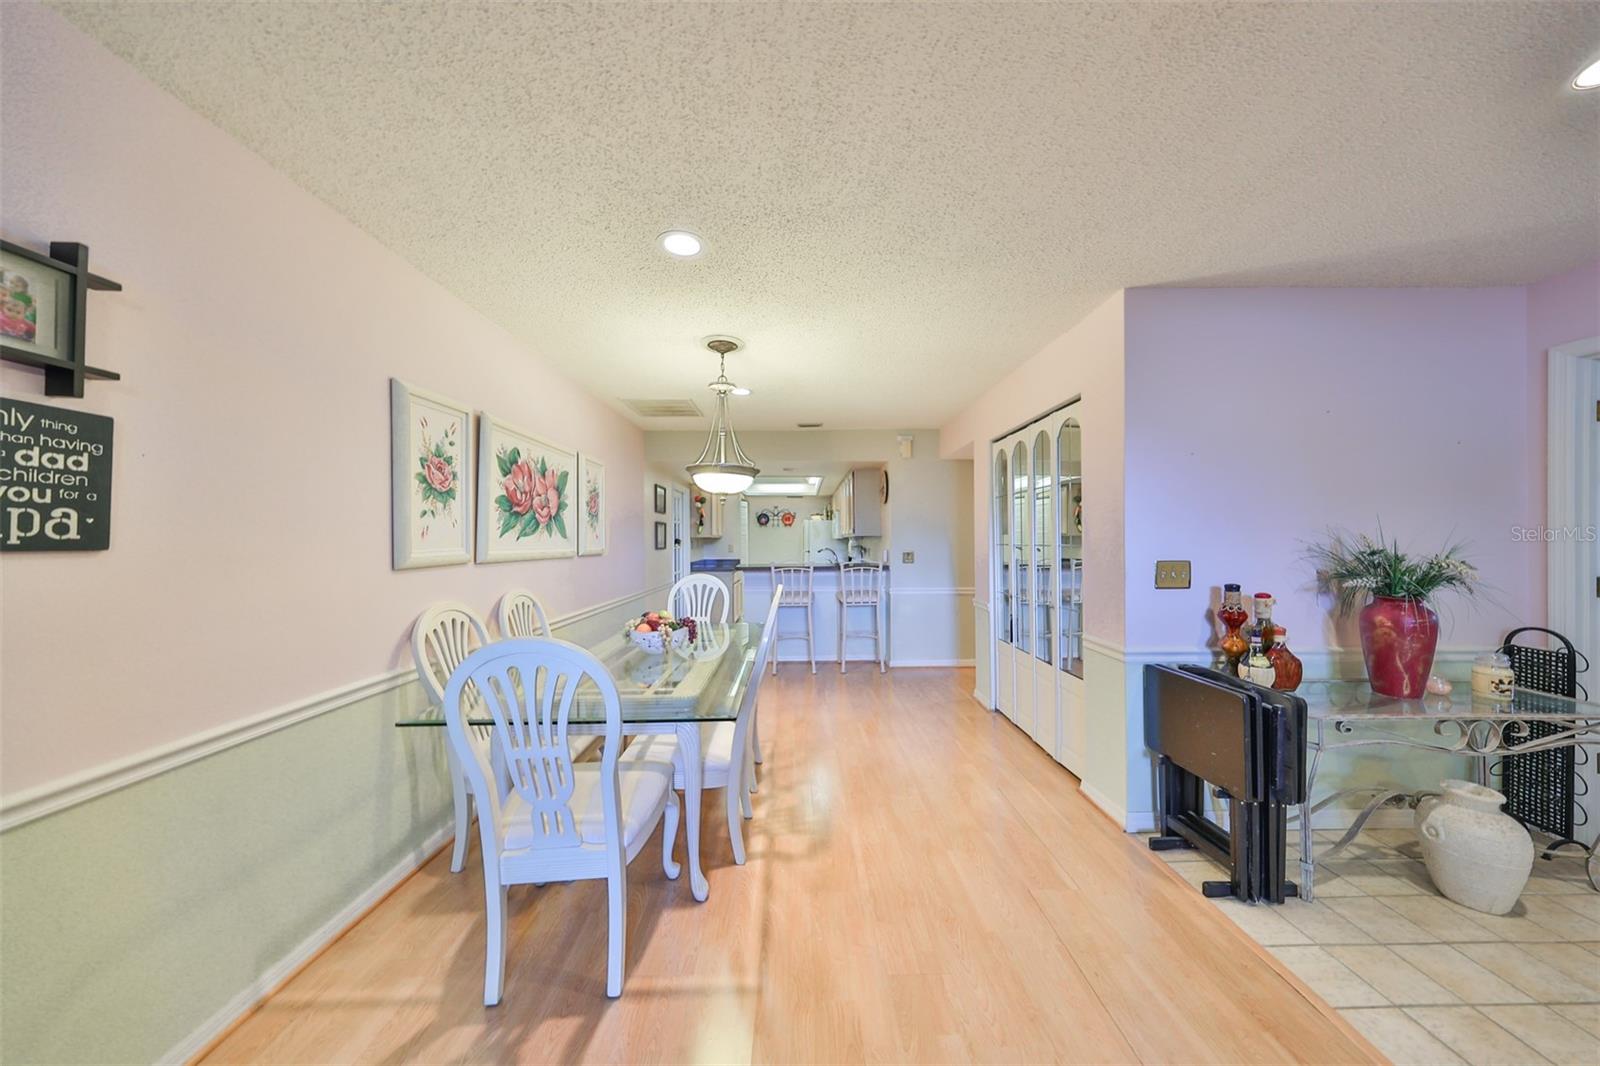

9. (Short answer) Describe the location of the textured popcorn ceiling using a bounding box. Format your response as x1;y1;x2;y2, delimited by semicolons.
51;1;1600;429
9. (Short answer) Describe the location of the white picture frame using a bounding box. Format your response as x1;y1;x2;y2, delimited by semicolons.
391;379;474;570
476;413;577;562
577;454;607;556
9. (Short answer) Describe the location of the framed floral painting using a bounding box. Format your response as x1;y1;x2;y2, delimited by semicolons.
476;413;576;562
577;454;606;556
391;379;473;569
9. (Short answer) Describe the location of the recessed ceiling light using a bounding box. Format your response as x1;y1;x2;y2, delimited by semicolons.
731;386;751;396
1575;57;1600;90
659;231;702;257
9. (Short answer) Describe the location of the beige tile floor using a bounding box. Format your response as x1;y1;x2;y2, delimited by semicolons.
1149;828;1599;1065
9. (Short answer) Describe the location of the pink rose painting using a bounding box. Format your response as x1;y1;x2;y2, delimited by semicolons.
494;447;569;540
413;419;460;534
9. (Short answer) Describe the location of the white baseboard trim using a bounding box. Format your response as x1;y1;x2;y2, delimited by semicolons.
1080;781;1127;827
891;658;975;668
158;821;453;1065
1;584;669;832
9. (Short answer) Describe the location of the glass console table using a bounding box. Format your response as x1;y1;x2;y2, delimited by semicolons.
1296;679;1600;900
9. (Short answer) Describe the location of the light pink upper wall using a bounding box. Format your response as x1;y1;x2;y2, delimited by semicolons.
1122;286;1536;654
0;6;646;795
1524;258;1600;596
940;290;1125;644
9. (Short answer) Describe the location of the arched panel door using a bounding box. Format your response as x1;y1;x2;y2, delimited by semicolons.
1030;429;1059;756
992;446;1014;721
1055;409;1086;773
1010;439;1034;737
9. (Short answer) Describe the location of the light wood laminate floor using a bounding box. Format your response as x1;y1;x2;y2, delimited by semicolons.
203;668;1381;1064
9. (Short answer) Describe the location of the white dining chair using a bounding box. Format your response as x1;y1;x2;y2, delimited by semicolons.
445;638;679;1003
838;563;886;673
495;589;551;638
621;591;779;866
411;602;495;874
497;590;600;764
669;574;730;625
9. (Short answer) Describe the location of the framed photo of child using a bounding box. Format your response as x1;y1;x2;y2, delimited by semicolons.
0;247;68;361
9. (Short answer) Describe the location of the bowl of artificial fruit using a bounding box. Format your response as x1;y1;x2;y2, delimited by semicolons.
626;611;696;654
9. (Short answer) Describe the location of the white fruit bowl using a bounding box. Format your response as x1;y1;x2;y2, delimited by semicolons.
629;626;690;655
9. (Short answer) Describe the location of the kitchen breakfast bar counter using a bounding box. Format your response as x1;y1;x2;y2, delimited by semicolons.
731;563;890;668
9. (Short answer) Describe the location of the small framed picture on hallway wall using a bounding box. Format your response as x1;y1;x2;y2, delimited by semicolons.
578;454;606;556
390;379;473;569
476;413;577;562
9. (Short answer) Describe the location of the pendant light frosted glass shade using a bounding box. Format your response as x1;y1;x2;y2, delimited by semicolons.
686;339;758;494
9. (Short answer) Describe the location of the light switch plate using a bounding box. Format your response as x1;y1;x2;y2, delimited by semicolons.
1154;560;1191;589
901;551;915;564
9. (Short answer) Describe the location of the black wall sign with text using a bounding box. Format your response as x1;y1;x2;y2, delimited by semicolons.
0;397;113;550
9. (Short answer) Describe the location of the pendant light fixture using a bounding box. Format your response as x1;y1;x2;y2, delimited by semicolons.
686;337;759;494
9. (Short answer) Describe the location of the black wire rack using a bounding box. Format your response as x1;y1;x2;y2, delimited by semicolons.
1497;627;1591;859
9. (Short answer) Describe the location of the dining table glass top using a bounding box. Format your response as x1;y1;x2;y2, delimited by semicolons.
395;621;762;727
1298;678;1599;722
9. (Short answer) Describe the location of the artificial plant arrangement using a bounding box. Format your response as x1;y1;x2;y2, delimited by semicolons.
1307;528;1481;698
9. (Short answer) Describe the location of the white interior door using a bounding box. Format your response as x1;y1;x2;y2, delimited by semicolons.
1053;405;1086;774
992;446;1015;722
1028;427;1060;756
1010;438;1035;738
671;488;690;587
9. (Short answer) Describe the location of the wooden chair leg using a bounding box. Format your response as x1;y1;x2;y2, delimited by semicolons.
662;792;681;880
484;881;507;1006
450;763;470;874
839;601;847;674
808;603;816;674
726;777;747;865
606;864;627;998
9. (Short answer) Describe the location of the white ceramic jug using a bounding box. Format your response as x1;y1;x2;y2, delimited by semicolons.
1415;779;1534;915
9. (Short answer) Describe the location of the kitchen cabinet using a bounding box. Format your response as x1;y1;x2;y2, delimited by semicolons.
692;492;726;539
831;467;884;538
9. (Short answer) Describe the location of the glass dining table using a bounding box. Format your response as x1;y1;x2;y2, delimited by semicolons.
397;621;764;901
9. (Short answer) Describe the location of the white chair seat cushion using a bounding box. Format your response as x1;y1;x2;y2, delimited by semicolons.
618;724;738;785
500;760;673;849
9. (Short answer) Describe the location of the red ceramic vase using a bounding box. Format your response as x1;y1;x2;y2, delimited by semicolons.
1358;596;1440;699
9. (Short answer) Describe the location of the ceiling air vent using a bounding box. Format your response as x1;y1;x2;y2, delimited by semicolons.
797;422;823;429
623;398;702;418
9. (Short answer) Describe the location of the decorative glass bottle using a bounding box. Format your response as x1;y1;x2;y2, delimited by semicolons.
1248;592;1277;654
1219;583;1250;674
1269;626;1303;691
1242;633;1276;686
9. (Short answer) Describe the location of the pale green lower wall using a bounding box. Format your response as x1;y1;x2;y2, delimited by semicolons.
0;589;662;1065
1;680;451;1064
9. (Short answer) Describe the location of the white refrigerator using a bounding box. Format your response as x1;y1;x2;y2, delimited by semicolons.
803;517;845;565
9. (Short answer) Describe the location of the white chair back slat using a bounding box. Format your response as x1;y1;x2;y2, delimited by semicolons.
670;574;730;624
445;638;622;852
497;589;551;639
840;563;884;605
771;566;814;605
412;603;492;715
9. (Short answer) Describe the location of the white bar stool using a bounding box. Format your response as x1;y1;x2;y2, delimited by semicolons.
769;565;816;675
837;563;886;674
